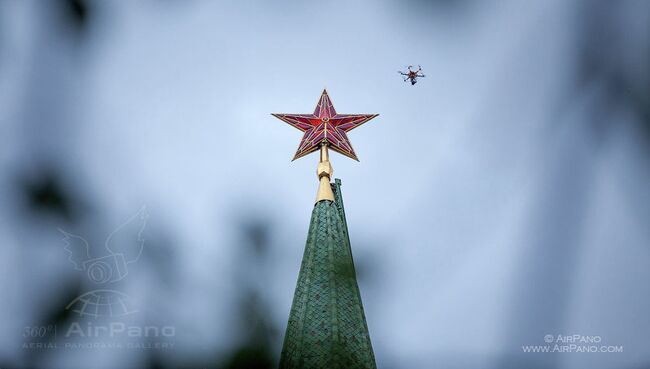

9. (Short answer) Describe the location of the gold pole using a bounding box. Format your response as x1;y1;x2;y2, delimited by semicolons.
315;143;335;203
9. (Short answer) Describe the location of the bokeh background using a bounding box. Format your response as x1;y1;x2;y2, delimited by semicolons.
1;0;649;368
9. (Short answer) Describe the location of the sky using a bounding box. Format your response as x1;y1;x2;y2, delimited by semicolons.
1;1;649;368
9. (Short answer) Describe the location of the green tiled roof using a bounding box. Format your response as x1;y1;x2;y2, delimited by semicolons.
280;179;376;369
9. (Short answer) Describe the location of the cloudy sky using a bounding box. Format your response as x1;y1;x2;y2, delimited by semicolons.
1;1;649;368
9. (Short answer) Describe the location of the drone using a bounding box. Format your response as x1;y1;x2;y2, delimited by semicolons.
398;65;425;85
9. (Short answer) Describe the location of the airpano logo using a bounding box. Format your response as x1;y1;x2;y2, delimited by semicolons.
522;334;623;354
22;322;177;350
545;334;602;344
22;207;176;351
59;206;147;318
65;322;175;338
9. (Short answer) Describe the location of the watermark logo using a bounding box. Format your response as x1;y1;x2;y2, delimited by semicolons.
22;207;175;351
59;206;147;318
523;334;623;354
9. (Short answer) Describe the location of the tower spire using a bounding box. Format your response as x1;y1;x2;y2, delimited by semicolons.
273;90;378;369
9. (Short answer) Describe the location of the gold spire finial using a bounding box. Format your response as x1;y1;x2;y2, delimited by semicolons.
315;142;335;203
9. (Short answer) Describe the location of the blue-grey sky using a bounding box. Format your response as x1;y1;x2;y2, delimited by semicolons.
1;1;649;368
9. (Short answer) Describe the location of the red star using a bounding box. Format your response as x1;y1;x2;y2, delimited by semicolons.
272;89;378;161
